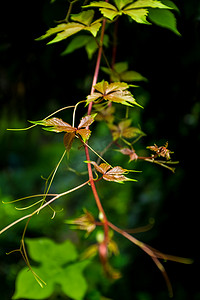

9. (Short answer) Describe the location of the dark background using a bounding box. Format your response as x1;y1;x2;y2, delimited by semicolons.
0;0;199;299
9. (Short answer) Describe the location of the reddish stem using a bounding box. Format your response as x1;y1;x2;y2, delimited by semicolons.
111;18;119;69
85;11;109;246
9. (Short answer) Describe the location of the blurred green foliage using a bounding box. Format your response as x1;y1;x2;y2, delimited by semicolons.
0;0;200;299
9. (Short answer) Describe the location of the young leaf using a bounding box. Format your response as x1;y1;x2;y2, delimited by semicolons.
36;10;102;44
29;117;75;133
86;80;142;107
87;161;137;183
61;35;92;55
63;132;76;152
78;113;97;129
84;0;171;24
108;119;145;141
76;128;91;142
36;23;85;44
118;148;139;161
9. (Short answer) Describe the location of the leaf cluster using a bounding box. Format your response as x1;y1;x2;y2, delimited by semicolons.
30;114;96;150
86;80;142;107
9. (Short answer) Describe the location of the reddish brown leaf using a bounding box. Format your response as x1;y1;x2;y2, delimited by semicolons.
103;174;132;183
89;161;111;174
63;132;76;152
78;114;97;129
77;128;91;142
119;148;138;161
106;166;127;175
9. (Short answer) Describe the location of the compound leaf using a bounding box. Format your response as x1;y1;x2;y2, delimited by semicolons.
87;161;136;183
86;80;142;107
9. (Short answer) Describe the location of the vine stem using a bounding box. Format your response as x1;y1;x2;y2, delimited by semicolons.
85;10;109;247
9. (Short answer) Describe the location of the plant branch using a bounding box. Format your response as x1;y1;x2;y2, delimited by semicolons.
0;180;89;235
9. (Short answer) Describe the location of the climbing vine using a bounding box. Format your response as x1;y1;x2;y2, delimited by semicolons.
1;1;193;299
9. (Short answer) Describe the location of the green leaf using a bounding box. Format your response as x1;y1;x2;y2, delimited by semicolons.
36;10;102;45
84;21;102;37
114;62;128;73
61;35;91;55
148;8;181;35
161;0;180;12
102;62;147;82
58;261;90;300
71;10;95;26
125;0;171;9
13;238;90;300
13;267;54;300
83;1;117;10
121;70;147;82
83;1;119;20
26;238;78;265
114;0;134;10
83;0;171;24
36;23;84;44
123;8;150;24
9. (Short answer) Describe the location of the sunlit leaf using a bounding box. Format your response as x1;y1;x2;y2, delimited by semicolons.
36;10;102;44
114;0;133;10
78;114;97;128
30;118;75;133
85;22;102;36
77;128;91;142
88;161;111;174
126;0;171;9
84;0;171;24
86;80;142;107
87;161;136;183
124;8;150;24
71;10;95;26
